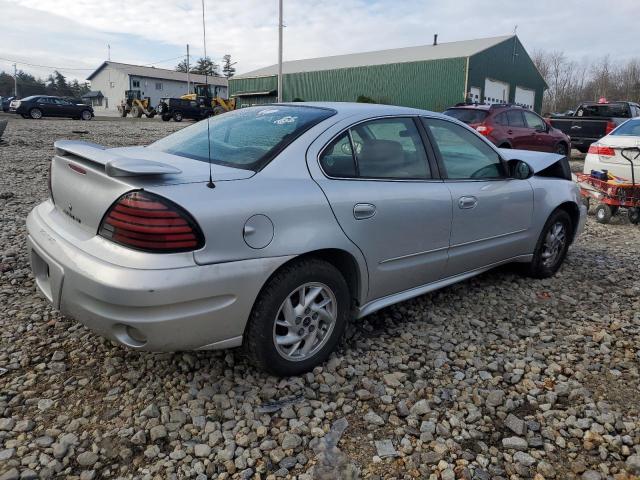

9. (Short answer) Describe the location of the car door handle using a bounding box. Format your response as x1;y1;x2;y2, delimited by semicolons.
353;203;376;220
507;129;513;134
458;196;478;209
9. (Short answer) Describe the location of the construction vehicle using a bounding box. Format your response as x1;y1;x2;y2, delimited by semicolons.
180;83;236;115
117;90;157;118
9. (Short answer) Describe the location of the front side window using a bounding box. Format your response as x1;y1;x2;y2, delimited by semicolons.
351;118;430;179
423;118;504;180
319;133;356;177
150;105;335;171
523;111;546;130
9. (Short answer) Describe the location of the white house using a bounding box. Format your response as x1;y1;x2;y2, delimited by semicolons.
86;61;228;113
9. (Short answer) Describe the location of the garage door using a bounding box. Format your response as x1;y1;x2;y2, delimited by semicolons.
515;87;535;110
484;79;509;105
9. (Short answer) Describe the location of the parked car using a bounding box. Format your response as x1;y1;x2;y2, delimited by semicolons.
549;101;640;153
1;96;15;112
583;117;640;181
10;95;94;120
156;97;210;122
444;104;571;155
26;103;585;375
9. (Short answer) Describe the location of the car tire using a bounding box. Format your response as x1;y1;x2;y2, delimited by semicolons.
555;143;568;155
213;106;225;116
173;112;183;122
29;108;43;120
628;207;640;225
525;209;572;279
576;146;589;154
80;110;92;121
161;114;171;122
595;204;612;224
244;258;350;376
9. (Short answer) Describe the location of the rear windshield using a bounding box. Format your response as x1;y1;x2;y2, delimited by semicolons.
576;103;630;118
443;108;489;125
149;105;335;170
610;119;640;136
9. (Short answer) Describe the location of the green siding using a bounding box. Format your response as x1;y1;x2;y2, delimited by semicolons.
230;57;467;112
468;37;547;113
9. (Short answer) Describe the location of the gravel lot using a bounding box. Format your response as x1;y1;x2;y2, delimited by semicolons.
1;116;639;480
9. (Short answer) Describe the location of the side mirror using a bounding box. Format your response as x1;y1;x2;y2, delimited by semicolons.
508;159;534;180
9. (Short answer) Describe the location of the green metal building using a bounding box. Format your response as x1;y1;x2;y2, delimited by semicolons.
229;35;547;113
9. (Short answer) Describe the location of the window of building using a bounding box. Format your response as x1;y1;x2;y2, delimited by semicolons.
109;81;115;88
155;82;163;90
132;80;140;88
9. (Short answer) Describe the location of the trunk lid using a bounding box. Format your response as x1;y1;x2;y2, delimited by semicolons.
50;140;253;234
595;136;640;170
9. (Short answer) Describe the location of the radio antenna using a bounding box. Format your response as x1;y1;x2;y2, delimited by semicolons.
202;0;215;189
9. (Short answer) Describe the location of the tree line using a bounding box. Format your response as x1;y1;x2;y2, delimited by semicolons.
532;51;640;114
175;54;236;78
0;69;91;99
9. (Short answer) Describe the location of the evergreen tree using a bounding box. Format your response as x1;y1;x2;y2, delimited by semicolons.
190;57;220;76
175;59;189;73
222;54;236;78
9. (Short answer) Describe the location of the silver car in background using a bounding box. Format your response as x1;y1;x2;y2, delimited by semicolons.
26;103;586;376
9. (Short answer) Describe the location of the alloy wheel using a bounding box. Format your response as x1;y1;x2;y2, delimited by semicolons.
541;222;566;268
272;282;337;362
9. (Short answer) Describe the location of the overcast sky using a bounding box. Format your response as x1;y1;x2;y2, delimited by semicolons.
1;0;638;82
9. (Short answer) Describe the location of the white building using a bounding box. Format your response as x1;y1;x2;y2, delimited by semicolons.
86;61;228;113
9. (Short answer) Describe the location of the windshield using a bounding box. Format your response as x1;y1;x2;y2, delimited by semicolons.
610;119;640;136
149;105;336;171
443;108;489;125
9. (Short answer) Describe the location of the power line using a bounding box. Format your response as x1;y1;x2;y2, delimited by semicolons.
0;56;94;71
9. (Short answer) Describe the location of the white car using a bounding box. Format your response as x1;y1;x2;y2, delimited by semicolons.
584;118;640;182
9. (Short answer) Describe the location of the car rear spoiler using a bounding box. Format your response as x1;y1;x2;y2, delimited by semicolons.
54;140;182;177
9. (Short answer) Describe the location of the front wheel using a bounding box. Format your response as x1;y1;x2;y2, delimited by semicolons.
161;114;171;122
80;110;92;121
555;143;568;156
173;111;183;122
29;108;43;119
525;209;572;278
244;259;350;376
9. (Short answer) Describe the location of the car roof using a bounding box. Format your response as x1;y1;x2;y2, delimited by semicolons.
273;101;449;120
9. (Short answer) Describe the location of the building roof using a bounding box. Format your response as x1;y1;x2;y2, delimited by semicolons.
81;90;103;98
236;35;514;78
87;61;228;86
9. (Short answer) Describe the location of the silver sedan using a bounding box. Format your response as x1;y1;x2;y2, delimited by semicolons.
27;103;586;375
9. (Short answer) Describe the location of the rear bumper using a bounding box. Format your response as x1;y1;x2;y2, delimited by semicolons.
27;202;292;351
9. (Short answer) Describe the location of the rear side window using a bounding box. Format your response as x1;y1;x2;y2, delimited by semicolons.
443;108;489;125
319;133;357;177
423;118;504;179
494;113;508;126
506;110;525;127
319;117;431;180
149;106;335;171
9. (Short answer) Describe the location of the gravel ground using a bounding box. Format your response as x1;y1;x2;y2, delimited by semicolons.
1;117;639;480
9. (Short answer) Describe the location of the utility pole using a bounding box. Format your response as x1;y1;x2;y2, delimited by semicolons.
13;63;17;97
277;0;283;102
186;44;191;94
108;44;111;61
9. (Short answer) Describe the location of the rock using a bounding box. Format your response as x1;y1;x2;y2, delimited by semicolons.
626;455;640;474
581;471;601;480
504;413;526;435
281;432;302;450
13;419;35;432
130;430;146;445
0;418;15;431
364;411;385;426
383;372;405;387
0;469;19;480
410;399;430;416
513;451;536;466
76;451;99;467
502;436;528;451
194;444;211;457
486;390;504;408
149;425;167;441
141;403;160;418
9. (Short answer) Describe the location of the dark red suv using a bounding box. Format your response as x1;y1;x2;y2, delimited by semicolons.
443;104;571;155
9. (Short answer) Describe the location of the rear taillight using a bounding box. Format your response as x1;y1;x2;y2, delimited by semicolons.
475;124;493;136
98;191;204;253
605;121;616;135
588;145;615;157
